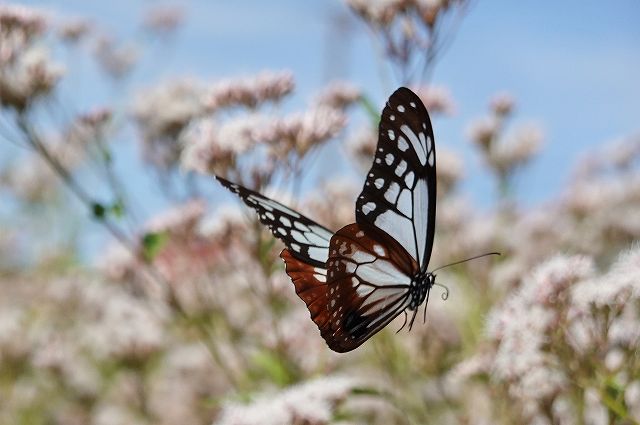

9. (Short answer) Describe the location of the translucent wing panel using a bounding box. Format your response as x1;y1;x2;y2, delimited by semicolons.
322;223;417;352
355;87;436;271
216;176;333;268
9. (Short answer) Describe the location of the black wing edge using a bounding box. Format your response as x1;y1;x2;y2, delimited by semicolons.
214;175;333;268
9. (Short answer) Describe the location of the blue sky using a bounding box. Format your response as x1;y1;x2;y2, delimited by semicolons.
9;0;640;255
24;0;640;197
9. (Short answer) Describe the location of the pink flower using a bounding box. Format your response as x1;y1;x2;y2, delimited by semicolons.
415;85;456;116
257;106;347;156
490;92;515;116
142;4;184;35
314;81;361;110
207;70;294;110
466;116;499;149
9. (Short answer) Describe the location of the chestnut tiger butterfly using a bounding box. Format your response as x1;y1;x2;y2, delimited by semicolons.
216;87;496;352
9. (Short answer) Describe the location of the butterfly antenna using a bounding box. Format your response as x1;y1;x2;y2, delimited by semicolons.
433;282;450;300
396;311;408;334
431;252;501;273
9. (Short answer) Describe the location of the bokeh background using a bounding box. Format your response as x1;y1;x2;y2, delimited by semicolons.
0;1;639;424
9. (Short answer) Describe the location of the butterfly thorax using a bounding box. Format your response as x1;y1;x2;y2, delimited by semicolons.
408;271;435;310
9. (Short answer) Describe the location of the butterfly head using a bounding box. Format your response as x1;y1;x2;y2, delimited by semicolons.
408;271;436;311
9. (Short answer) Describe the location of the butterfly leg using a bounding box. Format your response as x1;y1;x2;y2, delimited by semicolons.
396;311;409;334
407;307;419;331
423;286;431;324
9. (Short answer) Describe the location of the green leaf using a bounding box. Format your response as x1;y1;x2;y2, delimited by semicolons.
110;199;125;218
91;202;106;219
250;350;293;387
141;231;168;262
351;386;384;397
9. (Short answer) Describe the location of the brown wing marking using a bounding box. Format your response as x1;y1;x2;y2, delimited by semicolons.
280;248;331;335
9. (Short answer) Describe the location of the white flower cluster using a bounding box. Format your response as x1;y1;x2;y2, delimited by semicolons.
215;376;359;425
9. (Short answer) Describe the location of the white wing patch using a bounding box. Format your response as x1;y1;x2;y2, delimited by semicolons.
412;178;429;265
398;137;409;152
374;210;416;260
397;189;412;217
355;257;410;288
400;124;426;165
384;182;400;204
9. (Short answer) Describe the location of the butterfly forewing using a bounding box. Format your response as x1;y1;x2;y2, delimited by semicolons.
216;176;333;268
355;87;436;272
323;223;418;352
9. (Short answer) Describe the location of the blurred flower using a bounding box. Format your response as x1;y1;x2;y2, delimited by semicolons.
1;106;112;202
257;106;347;156
180;114;266;176
180;120;232;176
198;204;247;241
145;199;206;236
435;147;463;196
1;153;60;201
216;114;265;154
0;4;48;64
149;344;221;424
142;4;184;35
207;70;294;110
562;178;605;218
61;107;113;153
473;247;640;422
314;80;361;110
32;335;101;398
0;306;30;362
486;255;594;409
98;242;140;282
345;0;404;26
94;36;138;79
415;0;445;27
58;18;90;43
447;351;492;386
583;388;608;425
82;287;167;361
345;124;377;170
489;124;543;175
132;78;205;168
142;199;228;284
415;84;456;115
466;116;498;149
215;376;360;425
0;46;64;111
571;246;640;310
490;92;515;117
627;381;640;421
302;177;358;230
93;404;145;425
603;134;640;170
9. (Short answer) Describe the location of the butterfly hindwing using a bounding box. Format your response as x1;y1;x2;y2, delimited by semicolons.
280;249;331;335
216;176;333;268
355;87;436;271
322;223;418;352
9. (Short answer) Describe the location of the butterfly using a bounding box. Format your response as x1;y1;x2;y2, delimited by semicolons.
217;87;439;352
